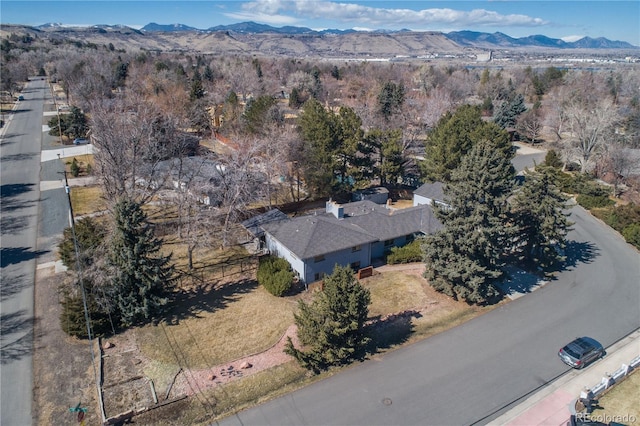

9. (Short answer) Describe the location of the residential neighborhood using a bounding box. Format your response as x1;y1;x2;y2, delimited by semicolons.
1;4;639;426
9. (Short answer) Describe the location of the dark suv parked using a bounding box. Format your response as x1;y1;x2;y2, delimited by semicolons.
558;337;604;369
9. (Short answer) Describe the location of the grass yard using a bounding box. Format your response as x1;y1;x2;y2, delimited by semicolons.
70;185;106;216
362;269;487;349
127;265;488;425
64;154;94;176
590;369;640;424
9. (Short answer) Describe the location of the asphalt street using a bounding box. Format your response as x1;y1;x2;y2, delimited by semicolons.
220;203;639;424
1;79;49;426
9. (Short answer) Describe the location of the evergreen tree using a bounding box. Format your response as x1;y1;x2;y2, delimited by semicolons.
421;104;512;183
49;106;89;139
189;69;204;101
363;129;404;186
331;65;341;80
203;65;214;82
493;93;526;129
334;107;365;191
289;87;303;108
298;98;338;196
422;140;515;304
378;81;405;120
242;95;277;134
285;265;371;373
59;276;116;338
510;168;571;270
58;217;106;271
108;198;174;326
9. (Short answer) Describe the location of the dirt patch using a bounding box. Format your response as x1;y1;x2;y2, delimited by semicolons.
33;266;102;426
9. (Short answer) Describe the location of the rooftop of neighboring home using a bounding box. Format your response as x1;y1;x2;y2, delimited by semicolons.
413;181;446;203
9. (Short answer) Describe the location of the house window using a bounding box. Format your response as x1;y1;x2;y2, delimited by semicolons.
384;239;394;247
350;261;361;270
314;272;326;281
314;254;325;263
352;245;362;252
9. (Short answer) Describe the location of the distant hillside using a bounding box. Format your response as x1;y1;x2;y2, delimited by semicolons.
142;22;199;32
138;21;637;49
445;30;636;49
1;21;636;59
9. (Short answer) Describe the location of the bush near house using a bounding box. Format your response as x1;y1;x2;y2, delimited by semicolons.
257;256;294;297
386;239;423;264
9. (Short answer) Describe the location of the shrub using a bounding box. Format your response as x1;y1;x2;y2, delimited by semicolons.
544;150;563;169
70;157;80;177
386;240;423;264
622;223;640;249
59;279;116;338
257;256;294;297
576;194;615;209
601;203;640;232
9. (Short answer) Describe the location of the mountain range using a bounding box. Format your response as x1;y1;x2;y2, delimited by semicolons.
138;21;636;49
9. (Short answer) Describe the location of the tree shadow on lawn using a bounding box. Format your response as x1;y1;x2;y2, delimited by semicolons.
163;276;259;325
364;310;422;356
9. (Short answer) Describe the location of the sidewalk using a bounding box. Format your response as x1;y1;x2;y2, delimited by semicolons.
491;329;640;426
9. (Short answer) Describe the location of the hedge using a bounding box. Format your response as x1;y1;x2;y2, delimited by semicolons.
386;240;423;264
257;256;294;297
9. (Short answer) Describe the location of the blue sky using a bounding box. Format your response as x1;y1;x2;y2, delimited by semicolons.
2;1;639;45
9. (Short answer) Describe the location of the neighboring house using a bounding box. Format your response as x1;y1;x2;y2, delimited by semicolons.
413;181;447;207
254;199;442;284
352;186;389;204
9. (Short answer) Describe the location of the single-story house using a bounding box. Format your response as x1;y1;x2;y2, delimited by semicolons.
255;199;442;284
413;181;447;207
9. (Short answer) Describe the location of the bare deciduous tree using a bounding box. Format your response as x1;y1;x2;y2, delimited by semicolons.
90;96;178;205
565;99;619;173
516;108;544;144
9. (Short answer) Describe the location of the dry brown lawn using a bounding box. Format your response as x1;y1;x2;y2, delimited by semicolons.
70;185;106;216
590;369;640;424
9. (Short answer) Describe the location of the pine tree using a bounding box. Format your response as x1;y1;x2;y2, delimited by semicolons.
285;265;371;373
298;98;338;196
422;140;515;304
378;81;405;120
108;198;174;326
59;277;116;338
421;104;512;183
335;107;365;192
58;217;106;270
494;93;526;129
189;69;204;101
510;168;571;270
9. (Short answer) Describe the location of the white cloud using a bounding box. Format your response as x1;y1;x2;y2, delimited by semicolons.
236;0;548;29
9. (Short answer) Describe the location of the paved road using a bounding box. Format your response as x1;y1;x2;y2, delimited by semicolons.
1;79;49;426
220;207;639;424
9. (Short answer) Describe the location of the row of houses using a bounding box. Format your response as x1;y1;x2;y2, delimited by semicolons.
243;182;447;284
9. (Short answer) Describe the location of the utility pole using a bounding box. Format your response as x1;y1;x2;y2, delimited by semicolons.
58;154;106;422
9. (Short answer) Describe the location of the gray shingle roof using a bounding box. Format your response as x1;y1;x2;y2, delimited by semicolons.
261;214;378;259
241;209;289;238
414;181;445;202
261;200;442;260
